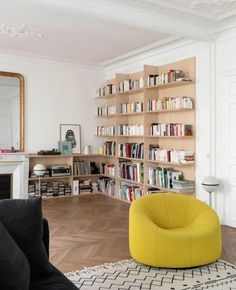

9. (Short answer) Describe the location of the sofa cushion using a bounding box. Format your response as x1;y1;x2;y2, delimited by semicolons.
30;265;78;290
0;222;30;290
0;197;52;278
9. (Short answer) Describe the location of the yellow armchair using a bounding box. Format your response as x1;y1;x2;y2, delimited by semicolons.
129;193;222;268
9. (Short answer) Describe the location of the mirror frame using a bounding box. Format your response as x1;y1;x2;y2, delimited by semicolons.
0;71;25;151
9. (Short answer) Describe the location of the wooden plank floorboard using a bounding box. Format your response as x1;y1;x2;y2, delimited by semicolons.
42;194;236;273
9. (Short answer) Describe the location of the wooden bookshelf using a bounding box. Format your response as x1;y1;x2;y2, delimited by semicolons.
95;57;196;202
28;58;196;202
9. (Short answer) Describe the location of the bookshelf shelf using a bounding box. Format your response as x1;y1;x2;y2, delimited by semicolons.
145;108;193;114
145;183;195;194
117;87;143;95
95;135;116;137
73;174;101;178
116;135;145;138
29;175;72;181
145;80;194;90
118;178;144;186
118;157;144;162
117;112;144;116
145;135;194;139
95;114;116;118
95;93;116;99
145;160;195;166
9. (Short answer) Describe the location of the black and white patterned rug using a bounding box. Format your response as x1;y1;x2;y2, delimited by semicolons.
66;259;236;290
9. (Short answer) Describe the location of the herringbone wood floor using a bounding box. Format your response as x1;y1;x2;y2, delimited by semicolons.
42;194;236;273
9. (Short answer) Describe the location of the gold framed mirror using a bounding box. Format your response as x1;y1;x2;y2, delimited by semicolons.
0;71;24;151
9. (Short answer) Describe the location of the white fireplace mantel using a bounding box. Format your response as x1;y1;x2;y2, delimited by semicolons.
0;153;29;199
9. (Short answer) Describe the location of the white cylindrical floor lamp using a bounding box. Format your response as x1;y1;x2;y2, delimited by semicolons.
33;164;46;198
201;176;220;207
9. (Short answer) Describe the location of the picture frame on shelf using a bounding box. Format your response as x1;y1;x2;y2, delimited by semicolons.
58;140;72;155
60;124;81;153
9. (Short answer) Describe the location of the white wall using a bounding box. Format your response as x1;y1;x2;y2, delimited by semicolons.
0;53;105;153
106;39;216;217
215;28;236;226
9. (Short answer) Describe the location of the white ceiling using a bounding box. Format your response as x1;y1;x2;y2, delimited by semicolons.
0;0;235;66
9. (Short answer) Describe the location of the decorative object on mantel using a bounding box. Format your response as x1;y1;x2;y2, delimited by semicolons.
33;164;46;197
60;124;81;154
83;145;91;155
0;24;43;38
66;259;236;290
201;175;220;207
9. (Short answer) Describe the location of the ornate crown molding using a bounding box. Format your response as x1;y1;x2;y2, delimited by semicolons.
0;24;43;38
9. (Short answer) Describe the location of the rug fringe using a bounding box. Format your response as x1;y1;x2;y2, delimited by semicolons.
65;259;136;278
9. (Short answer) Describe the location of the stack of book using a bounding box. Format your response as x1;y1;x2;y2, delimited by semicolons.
79;180;92;193
120;182;144;202
119;161;144;183
148;166;183;189
118;143;144;159
118;124;144;136
149;123;193;137
149;145;194;163
117;77;144;93
119;101;143;114
172;180;195;192
102;141;116;156
147;96;193;112
96;126;116;136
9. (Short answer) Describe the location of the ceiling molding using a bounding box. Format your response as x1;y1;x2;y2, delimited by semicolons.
104;38;200;72
0;49;105;71
102;35;183;67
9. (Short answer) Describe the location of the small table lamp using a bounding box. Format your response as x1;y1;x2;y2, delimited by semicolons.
201;176;220;207
33;164;46;197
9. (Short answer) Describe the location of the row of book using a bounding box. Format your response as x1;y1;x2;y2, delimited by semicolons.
149;123;193;137
119;183;144;202
117;77;144;93
100;163;115;177
119;161;144;183
146;96;193;112
119;102;143;114
97;177;116;196
117;124;144;136
29;181;71;198
96;83;116;97
96;126;116;136
102;141;116;156
118;143;144;159
96;105;116;116
148;166;183;189
149;145;194;163
147;69;185;86
147;166;194;192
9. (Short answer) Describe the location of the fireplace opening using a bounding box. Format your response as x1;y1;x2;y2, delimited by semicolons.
0;174;12;199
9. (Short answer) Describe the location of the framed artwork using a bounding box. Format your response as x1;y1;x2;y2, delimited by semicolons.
58;141;72;155
60;124;81;153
